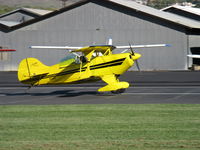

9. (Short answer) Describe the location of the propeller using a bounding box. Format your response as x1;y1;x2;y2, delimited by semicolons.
129;43;141;71
129;43;135;56
135;59;141;72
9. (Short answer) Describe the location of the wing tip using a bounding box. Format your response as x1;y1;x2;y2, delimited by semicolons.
165;44;172;47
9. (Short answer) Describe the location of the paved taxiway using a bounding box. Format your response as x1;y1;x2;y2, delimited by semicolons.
0;71;200;105
0;86;200;105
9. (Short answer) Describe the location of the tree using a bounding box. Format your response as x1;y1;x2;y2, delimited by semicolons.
147;0;200;9
193;0;200;7
147;0;176;9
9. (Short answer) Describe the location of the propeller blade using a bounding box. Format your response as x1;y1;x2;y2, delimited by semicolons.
129;43;135;56
135;60;141;71
128;43;141;71
121;49;129;53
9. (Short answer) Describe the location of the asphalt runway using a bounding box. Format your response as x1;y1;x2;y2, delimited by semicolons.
1;85;200;105
0;71;200;105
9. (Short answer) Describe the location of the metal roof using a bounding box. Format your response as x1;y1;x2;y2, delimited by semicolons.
161;5;200;16
0;7;53;27
0;20;20;27
21;8;53;16
1;0;200;31
108;0;200;29
0;7;52;19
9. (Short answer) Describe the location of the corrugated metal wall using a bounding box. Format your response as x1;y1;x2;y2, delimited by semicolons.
0;1;189;71
188;35;200;67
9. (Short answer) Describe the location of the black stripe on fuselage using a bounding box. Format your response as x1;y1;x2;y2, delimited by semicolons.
49;58;126;77
90;58;125;69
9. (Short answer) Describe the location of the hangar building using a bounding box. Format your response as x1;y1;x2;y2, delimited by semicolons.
0;0;200;71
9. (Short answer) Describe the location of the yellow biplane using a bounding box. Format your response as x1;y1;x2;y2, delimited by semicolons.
18;39;169;93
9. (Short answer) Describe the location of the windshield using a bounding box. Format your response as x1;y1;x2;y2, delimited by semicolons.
59;54;77;67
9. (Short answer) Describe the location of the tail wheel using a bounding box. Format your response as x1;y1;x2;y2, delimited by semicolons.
111;88;126;94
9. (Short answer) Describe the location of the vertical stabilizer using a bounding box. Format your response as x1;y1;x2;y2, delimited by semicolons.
18;58;49;85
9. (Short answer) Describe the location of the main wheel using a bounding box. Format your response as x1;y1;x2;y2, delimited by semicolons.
111;88;126;94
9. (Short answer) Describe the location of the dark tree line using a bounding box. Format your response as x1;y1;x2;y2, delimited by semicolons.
56;0;199;9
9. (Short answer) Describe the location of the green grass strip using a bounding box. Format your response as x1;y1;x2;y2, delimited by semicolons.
0;104;200;150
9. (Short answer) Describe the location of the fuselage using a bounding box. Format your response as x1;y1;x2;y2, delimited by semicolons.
33;52;141;85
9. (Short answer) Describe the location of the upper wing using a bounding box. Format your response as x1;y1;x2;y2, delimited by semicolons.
30;44;170;53
187;55;200;58
29;45;114;54
29;46;82;50
116;44;171;49
117;44;171;53
29;45;114;59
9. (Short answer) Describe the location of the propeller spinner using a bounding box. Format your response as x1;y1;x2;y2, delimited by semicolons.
129;43;141;71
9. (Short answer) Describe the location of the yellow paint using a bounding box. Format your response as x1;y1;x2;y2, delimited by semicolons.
18;46;141;92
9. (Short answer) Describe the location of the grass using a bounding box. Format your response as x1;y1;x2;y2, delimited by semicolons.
0;5;55;15
0;104;200;150
0;5;16;15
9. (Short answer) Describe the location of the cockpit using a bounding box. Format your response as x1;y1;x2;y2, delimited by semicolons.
59;51;105;68
59;54;77;68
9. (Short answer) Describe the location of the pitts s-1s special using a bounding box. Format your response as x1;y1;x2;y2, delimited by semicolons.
18;39;169;93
